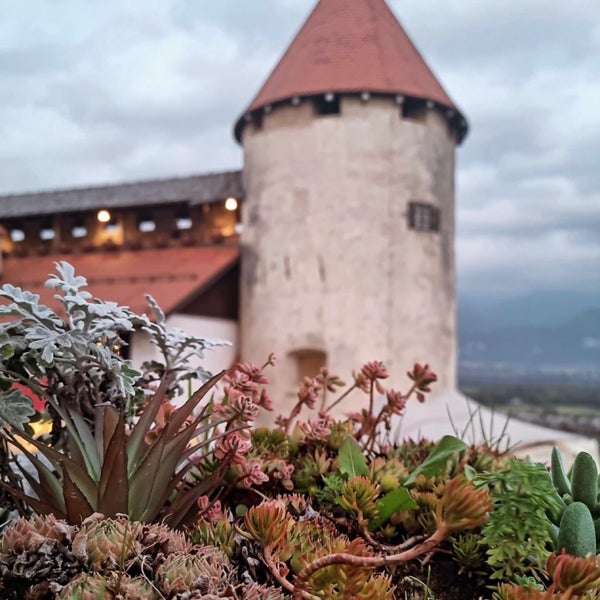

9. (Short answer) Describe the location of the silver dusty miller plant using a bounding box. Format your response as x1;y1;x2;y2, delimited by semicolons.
0;261;228;438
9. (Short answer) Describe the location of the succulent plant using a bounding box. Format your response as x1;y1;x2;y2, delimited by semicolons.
0;515;70;554
452;532;486;576
155;546;229;596
546;551;600;595
336;476;380;524
0;514;79;585
72;514;140;571
556;502;596;558
188;516;235;558
435;476;492;533
244;500;290;548
236;582;287;600
550;447;600;557
59;573;158;600
58;574;113;600
370;457;409;494
137;521;191;559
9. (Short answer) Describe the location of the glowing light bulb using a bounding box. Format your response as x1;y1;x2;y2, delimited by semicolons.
225;197;238;211
97;209;111;223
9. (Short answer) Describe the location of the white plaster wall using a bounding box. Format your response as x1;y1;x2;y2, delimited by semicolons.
240;96;456;419
130;314;238;387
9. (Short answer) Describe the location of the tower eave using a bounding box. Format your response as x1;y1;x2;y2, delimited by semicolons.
233;91;469;145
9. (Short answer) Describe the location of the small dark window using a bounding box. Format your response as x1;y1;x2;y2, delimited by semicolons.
40;227;55;241
138;215;156;233
10;228;25;242
176;217;192;230
314;93;340;116
39;218;55;241
175;206;192;231
408;202;440;232
72;222;87;238
402;97;427;122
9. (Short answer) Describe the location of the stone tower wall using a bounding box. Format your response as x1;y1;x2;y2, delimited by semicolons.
240;96;456;417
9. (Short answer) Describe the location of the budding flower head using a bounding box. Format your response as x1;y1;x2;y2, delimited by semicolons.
385;389;407;415
407;363;437;402
361;361;389;381
297;376;321;409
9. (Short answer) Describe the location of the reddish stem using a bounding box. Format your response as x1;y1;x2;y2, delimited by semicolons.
293;525;450;597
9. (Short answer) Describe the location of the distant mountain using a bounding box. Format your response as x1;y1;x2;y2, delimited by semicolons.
459;289;600;330
458;290;600;384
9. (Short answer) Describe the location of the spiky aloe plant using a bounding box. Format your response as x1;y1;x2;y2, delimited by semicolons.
0;262;244;527
1;369;236;526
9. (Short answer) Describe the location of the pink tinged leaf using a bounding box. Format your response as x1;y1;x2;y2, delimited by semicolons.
97;409;129;517
62;463;95;524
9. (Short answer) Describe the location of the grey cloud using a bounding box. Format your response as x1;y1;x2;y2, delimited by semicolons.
0;0;598;301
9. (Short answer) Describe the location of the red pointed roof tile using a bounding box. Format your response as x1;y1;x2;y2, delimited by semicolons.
236;0;464;137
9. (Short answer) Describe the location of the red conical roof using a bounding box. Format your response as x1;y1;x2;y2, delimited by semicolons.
235;0;465;140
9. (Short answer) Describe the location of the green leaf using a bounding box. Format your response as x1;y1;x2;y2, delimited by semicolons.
464;464;477;481
338;436;369;479
369;487;418;530
0;389;36;429
404;435;467;486
7;427;97;509
69;411;101;481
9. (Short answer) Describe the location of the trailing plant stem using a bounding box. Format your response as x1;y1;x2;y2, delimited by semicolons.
292;525;451;598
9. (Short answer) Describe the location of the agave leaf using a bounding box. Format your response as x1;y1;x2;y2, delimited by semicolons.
127;372;175;472
62;463;94;523
7;428;98;509
100;404;120;456
69;411;101;481
163;370;225;437
7;439;66;514
10;456;51;505
132;423;200;522
0;481;67;519
164;466;229;529
97;409;129;516
43;393;104;480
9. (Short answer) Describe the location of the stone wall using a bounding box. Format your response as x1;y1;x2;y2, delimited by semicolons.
240;96;456;419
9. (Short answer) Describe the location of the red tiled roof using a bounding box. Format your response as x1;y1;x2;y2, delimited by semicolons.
0;247;239;317
237;0;459;129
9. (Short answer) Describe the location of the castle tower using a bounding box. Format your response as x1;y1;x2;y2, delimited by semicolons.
234;0;468;413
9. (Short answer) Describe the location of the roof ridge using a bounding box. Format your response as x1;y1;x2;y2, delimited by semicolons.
0;169;242;200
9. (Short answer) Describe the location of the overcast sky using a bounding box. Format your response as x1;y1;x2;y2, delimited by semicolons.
1;0;599;302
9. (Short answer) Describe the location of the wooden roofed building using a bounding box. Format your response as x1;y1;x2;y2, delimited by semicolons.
0;171;244;374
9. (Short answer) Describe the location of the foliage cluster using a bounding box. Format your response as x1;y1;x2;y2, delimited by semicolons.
0;263;600;599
